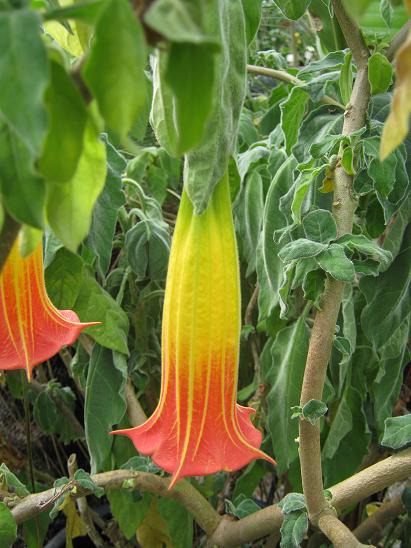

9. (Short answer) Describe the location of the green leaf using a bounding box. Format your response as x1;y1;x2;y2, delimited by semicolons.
402;488;411;517
0;503;17;548
43;0;105;24
158;497;194;548
165;43;215;154
382;415;411;449
39;60;87;183
256;154;293;319
360;224;411;349
73;469;104;497
235;171;264;276
0;126;45;227
107;490;151;540
316;244;355;282
265;317;310;472
302;209;337;243
86;139;126;277
322;385;370;486
125;220;170;281
46;116;107;252
184;0;247;212
45;248;84;309
301;399;328;425
339;51;353;105
74;271;130;355
279;239;327;263
341;145;354;175
337;233;392;271
368;52;393;95
280;511;308;548
302;269;326;305
274;0;312;20
144;0;213;44
380;0;393;27
367;151;397;197
372;320;410;436
241;0;262;43
225;494;260;519
278;493;306;514
0;10;48;157
0;464;29;497
85;347;127;472
280;87;310;154
82;0;147;138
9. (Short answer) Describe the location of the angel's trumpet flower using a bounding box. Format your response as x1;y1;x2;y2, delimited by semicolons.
0;239;97;380
113;174;274;487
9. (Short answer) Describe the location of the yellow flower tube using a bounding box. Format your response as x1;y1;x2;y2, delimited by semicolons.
113;174;274;487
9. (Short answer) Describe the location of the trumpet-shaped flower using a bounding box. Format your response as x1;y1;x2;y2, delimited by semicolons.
0;239;97;380
113;175;274;487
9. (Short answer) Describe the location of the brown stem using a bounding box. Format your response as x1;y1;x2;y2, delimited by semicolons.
0;213;20;274
298;2;370;546
68;454;106;547
10;448;411;546
386;20;411;61
125;379;147;427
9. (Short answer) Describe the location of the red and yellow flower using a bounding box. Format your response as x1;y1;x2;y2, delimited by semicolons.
113;174;274;487
0;239;97;380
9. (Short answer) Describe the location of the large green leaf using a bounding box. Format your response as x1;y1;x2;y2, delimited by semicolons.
86;139;126;277
0;503;17;548
45;248;84;309
361;223;411;349
0;10;48;157
74;270;130;355
165;43;215;154
382;415;411;450
274;0;312;20
39;60;87;183
0;126;45;227
46;116;107;252
281;87;310;154
265;316;310;473
241;0;262;43
82;0;147;138
158;498;194;548
322;386;370;486
184;0;247;212
256;155;294;319
235;170;264;276
85;347;127;472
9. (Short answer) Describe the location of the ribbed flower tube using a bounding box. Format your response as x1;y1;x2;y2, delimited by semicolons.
113;174;274;487
0;239;97;380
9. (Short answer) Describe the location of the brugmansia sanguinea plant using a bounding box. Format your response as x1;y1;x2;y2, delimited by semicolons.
0;239;97;380
113;175;274;487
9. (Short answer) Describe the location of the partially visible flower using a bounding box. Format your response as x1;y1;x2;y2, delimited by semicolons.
0;239;98;380
113;174;274;488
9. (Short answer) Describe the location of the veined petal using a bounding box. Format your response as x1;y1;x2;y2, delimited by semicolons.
113;174;274;487
0;240;98;380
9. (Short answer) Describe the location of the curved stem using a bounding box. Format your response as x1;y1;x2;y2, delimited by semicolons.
298;2;371;546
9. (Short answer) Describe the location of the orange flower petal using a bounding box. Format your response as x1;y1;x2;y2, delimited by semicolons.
0;240;98;380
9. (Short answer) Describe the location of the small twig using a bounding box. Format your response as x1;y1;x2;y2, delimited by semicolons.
0;213;20;274
353;492;405;543
386;20;411;62
125;379;147;427
246;64;345;109
68;454;106;547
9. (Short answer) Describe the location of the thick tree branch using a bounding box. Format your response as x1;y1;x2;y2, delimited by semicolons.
298;2;371;546
9;448;411;546
0;213;20;274
246;64;345;109
331;0;369;68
